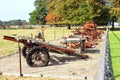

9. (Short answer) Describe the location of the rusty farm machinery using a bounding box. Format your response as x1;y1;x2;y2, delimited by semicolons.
73;22;104;48
3;23;104;67
3;35;87;67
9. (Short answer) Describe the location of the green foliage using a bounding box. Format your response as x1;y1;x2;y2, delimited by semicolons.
29;10;39;25
29;0;48;25
109;0;120;21
30;0;111;25
56;0;83;24
110;0;120;7
0;20;3;26
45;0;109;25
78;1;95;24
108;0;120;29
109;8;120;19
84;0;110;25
0;20;26;26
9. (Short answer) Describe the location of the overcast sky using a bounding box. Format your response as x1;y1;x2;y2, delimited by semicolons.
0;0;35;21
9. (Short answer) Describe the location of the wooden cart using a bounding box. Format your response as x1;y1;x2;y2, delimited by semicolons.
3;35;88;67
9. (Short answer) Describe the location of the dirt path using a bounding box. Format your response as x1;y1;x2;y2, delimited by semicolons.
0;39;103;80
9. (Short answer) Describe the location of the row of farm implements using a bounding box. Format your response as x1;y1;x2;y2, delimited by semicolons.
65;22;104;49
3;22;104;67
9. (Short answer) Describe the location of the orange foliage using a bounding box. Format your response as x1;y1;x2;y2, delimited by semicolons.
45;12;59;24
83;22;97;30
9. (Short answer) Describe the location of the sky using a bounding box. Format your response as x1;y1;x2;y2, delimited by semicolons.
0;0;35;22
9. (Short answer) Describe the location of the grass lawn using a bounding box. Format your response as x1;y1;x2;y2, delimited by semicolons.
109;30;120;80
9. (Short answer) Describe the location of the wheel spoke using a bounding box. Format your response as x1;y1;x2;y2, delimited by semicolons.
34;61;42;67
32;59;36;63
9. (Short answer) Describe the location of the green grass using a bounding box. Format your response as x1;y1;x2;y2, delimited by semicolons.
109;30;120;80
0;27;72;56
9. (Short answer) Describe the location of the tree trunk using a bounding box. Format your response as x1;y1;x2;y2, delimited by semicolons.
67;24;71;29
111;18;115;30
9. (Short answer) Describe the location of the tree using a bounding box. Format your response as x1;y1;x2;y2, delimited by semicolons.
45;0;109;25
110;0;120;7
0;20;3;26
109;0;120;29
45;12;60;24
0;20;26;26
30;0;110;26
29;0;47;25
86;0;110;25
46;0;84;25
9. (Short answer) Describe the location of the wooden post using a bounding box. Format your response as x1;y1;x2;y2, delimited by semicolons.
63;28;65;37
68;29;70;36
31;33;33;38
54;26;56;40
41;26;45;42
18;42;23;76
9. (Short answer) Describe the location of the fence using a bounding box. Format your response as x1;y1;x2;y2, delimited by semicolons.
94;28;115;80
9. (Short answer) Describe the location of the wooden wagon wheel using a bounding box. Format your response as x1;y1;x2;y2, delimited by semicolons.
26;46;50;67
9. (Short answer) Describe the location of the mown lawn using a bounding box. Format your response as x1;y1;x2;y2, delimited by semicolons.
109;30;120;80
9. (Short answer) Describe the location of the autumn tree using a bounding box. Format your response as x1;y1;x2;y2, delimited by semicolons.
45;12;60;24
109;0;120;29
29;0;47;24
30;0;111;26
45;0;62;24
88;0;110;25
45;0;109;25
110;0;120;7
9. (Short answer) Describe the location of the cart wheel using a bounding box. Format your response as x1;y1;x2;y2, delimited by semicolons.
22;46;28;58
26;47;50;67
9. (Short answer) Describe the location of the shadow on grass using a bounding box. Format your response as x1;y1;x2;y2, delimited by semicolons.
112;31;120;42
112;56;120;58
115;75;120;78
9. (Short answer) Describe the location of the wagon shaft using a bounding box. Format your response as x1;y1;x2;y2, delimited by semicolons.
3;36;18;42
